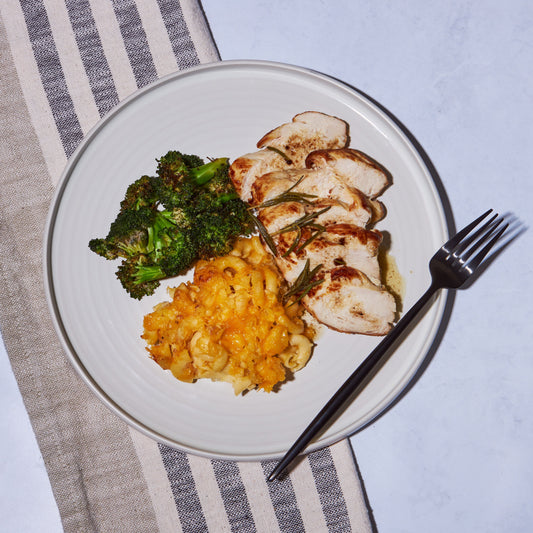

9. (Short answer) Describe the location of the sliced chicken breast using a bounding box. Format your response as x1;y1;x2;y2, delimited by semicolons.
257;202;306;235
258;197;382;233
251;168;383;226
268;224;383;286
230;112;349;201
231;111;397;336
304;266;396;335
250;168;309;206
229;149;287;202
305;148;391;198
305;224;383;284
306;198;359;226
257;111;349;161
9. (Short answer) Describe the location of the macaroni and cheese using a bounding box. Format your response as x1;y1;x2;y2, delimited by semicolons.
142;236;314;394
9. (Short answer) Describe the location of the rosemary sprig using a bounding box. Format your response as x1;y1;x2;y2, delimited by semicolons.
283;260;324;305
293;225;327;254
274;206;331;256
266;146;293;164
258;191;317;209
274;206;331;236
249;177;331;258
248;212;278;256
256;175;317;209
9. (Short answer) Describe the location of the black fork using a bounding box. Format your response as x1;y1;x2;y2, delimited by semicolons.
268;209;512;481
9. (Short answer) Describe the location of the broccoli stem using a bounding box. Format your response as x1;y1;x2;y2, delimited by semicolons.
190;157;229;185
134;264;165;284
147;211;177;258
217;192;239;202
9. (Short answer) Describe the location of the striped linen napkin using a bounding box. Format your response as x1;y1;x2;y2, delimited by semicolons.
0;1;373;532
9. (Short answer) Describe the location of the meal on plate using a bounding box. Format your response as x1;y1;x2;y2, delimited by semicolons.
142;236;314;394
88;111;398;393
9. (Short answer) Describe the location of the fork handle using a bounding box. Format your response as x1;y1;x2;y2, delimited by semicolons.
268;283;440;481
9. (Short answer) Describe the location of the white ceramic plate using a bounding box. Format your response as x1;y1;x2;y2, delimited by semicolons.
44;60;449;461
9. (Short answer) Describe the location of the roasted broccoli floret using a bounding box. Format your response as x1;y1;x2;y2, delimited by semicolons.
112;214;196;298
115;224;198;300
146;211;179;259
116;256;163;300
190;157;230;186
120;175;159;212
157;231;198;276
195;200;254;258
156;151;227;185
156;153;231;210
88;207;153;260
156;151;204;184
89;151;254;299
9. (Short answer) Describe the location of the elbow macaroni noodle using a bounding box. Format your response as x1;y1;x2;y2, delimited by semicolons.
142;236;314;394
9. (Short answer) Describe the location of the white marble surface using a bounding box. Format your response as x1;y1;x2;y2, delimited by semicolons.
1;1;532;532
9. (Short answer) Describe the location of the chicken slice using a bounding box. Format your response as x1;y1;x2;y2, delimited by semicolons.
230;112;349;201
257;111;349;162
229;149;288;202
251;168;384;226
256;204;395;334
267;223;383;286
249;168;308;206
257;201;306;235
305;148;391;198
305;224;383;284
304;266;396;335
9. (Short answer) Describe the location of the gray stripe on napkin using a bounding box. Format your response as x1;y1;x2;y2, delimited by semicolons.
112;0;158;88
0;16;159;532
158;444;209;533
157;0;200;69
65;0;120;117
261;460;306;532
19;0;83;157
309;447;352;532
212;460;257;533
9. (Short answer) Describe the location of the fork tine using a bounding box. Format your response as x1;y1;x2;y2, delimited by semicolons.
454;214;503;260
464;224;509;273
444;209;493;251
